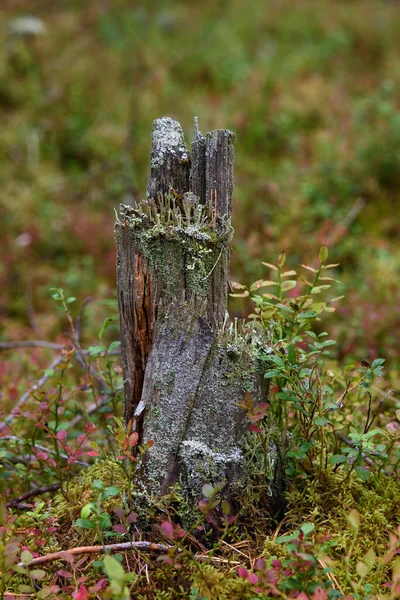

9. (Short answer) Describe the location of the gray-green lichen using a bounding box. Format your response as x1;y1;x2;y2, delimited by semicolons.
179;440;246;500
151;117;189;169
119;198;232;301
141;313;272;499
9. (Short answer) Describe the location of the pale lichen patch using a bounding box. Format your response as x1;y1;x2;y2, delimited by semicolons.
151;117;189;169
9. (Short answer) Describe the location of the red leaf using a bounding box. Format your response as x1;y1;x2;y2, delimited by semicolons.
128;432;139;447
85;422;97;434
90;579;107;593
255;558;266;570
57;569;73;578
160;521;174;540
72;585;89;600
238;566;248;579
248;573;258;584
312;588;328;600
113;507;125;520
175;525;187;538
249;424;262;433
36;451;48;460
248;402;269;423
56;430;67;442
127;512;138;524
113;524;127;534
59;552;74;564
197;499;208;514
87;451;100;457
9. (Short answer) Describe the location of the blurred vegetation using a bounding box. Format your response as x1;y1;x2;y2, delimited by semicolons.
1;0;400;367
1;2;400;598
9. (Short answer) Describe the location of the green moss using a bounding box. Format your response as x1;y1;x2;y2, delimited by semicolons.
51;459;128;533
263;469;400;595
120;198;232;302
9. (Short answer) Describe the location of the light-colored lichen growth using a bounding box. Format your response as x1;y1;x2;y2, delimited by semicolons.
150;117;189;169
119;197;232;302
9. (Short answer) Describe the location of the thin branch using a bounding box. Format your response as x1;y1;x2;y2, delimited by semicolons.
0;340;120;356
75;296;93;342
0;341;65;351
336;431;390;475
0;355;64;433
0;436;89;468
365;389;394;433
17;541;240;568
338;197;365;230
18;541;175;567
6;483;61;508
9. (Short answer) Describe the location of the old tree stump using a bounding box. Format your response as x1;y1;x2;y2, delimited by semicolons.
115;117;285;514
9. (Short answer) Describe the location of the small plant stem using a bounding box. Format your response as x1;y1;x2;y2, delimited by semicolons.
0;354;64;433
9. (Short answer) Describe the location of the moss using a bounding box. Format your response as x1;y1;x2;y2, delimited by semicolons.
262;469;400;595
120;198;232;302
190;563;254;600
51;458;128;534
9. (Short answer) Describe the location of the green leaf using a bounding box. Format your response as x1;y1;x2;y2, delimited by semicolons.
355;466;371;481
99;514;112;531
108;341;121;352
103;554;126;582
311;285;331;294
261;262;278;271
301;522;315;537
314;417;328;426
202;483;214;498
296;311;317;320
328;455;347;464
88;345;106;357
276;534;294;544
21;550;33;565
277;251;286;268
261;307;278;319
18;585;34;594
66;296;77;304
80;503;95;519
264;369;282;379
75;518;95;529
281;280;297;291
30;569;46;580
287;344;296;365
319;246;328;263
371;358;385;369
102;486;121;499
99;317;114;339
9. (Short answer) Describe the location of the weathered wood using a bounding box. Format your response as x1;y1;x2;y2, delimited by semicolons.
115;117;284;511
115;210;155;425
191;118;206;204
206;129;235;221
146;117;190;201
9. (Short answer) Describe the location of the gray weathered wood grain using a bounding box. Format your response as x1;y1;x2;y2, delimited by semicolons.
115;117;284;512
146;117;190;201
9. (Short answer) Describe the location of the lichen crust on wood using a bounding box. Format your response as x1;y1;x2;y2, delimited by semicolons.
140;305;270;498
115;117;285;512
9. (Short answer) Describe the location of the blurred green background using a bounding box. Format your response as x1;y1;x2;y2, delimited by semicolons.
1;0;400;372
